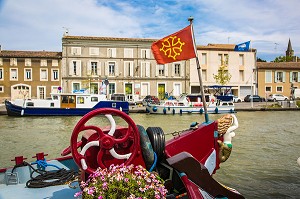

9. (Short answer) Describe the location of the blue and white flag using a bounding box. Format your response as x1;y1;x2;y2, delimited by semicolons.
234;41;250;51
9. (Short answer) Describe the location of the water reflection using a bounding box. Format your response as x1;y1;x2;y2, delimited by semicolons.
0;111;299;198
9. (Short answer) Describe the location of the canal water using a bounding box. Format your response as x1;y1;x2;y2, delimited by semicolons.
0;111;299;198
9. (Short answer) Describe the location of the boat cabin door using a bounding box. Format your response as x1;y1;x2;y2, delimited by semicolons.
61;95;76;108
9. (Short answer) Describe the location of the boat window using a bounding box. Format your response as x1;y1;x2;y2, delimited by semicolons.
52;95;58;100
223;102;228;105
62;96;68;103
228;102;233;105
26;102;34;106
50;102;54;107
77;97;84;104
91;97;98;102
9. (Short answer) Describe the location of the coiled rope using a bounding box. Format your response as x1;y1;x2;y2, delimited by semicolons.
11;160;78;188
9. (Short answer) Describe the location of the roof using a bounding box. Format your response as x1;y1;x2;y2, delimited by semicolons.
197;43;256;51
257;62;300;70
62;35;157;43
0;50;62;58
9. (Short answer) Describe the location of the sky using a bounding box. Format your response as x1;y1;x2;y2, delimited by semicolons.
0;0;299;62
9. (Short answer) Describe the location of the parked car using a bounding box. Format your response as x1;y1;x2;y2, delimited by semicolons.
244;95;265;102
233;96;242;103
267;94;288;101
142;95;160;106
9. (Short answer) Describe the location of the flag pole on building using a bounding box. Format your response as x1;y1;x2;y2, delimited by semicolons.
188;16;209;123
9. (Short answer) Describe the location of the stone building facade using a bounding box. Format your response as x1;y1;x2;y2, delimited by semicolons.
0;50;62;102
61;36;190;100
190;44;257;98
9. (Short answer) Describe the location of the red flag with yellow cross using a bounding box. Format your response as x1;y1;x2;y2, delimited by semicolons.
151;25;196;64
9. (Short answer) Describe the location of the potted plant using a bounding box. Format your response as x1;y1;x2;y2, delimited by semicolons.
74;164;167;199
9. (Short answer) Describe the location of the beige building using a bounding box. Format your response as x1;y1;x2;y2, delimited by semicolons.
0;50;62;102
190;44;256;98
61;35;190;100
257;62;300;99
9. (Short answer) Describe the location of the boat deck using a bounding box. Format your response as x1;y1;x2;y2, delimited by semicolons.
0;160;81;199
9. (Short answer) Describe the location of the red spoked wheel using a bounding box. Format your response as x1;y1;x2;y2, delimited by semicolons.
71;108;140;174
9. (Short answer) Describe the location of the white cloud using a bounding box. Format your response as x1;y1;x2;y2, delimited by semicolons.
0;0;299;61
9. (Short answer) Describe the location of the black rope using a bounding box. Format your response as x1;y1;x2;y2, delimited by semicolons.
11;161;78;188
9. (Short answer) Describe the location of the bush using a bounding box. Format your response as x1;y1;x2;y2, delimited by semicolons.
75;164;167;199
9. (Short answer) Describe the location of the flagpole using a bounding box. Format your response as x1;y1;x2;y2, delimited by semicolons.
188;17;209;123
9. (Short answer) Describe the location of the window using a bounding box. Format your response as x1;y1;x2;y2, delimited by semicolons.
91;97;98;102
265;86;272;92
239;70;244;81
265;71;272;83
89;47;99;56
37;86;46;99
40;69;48;81
91;62;98;75
0;86;3;93
41;59;47;66
290;72;299;82
275;71;285;82
73;83;80;92
201;53;207;65
174;63;180;76
276;86;283;92
10;68;18;80
109;83;116;94
108;62;115;76
10;58;17;66
24;68;32;81
0;68;3;80
124;61;133;77
71;47;81;55
124;48;133;58
52;69;59;81
141;49;150;59
25;59;31;66
52;60;58;66
141;62;150;77
218;54;222;65
107;48;116;58
158;65;165;76
239;54;244;66
77;97;85;104
73;61;77;75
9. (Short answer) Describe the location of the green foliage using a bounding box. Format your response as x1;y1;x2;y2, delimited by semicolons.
257;57;266;62
75;164;167;199
273;55;293;62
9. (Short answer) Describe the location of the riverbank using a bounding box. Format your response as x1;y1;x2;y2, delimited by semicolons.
1;102;299;115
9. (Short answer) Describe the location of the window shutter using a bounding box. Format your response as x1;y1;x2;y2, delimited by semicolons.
112;48;116;58
130;62;134;77
298;72;300;82
77;61;81;76
165;64;168;76
290;72;293;82
115;62;119;77
87;61;91;75
283;72;286;82
171;64;175;77
180;62;184;77
69;61;73;76
105;62;109;76
274;71;277;82
146;49;150;59
97;62;101;76
146;63;150;77
155;65;159;77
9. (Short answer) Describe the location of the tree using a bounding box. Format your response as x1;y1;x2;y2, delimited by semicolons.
213;56;232;85
273;55;293;62
257;57;266;62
